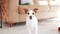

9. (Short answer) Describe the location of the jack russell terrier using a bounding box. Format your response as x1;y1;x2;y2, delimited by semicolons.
23;8;38;34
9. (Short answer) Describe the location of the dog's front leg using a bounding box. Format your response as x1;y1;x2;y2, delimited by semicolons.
35;28;38;34
27;28;31;34
35;26;38;34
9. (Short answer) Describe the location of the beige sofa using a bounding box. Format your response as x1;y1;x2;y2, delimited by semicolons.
7;5;59;27
9;5;59;22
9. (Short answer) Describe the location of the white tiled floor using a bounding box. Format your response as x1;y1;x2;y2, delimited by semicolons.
0;19;60;34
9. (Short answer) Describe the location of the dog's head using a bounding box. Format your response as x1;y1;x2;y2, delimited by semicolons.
23;8;38;19
23;8;38;15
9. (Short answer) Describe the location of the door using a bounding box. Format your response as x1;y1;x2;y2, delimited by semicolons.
0;0;2;28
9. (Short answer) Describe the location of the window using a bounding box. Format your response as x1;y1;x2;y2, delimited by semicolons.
19;0;34;5
38;1;48;5
50;1;58;5
38;0;58;5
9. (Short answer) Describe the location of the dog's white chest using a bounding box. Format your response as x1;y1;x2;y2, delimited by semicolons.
26;16;38;28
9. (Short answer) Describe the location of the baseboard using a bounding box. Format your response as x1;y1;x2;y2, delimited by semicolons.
0;26;2;28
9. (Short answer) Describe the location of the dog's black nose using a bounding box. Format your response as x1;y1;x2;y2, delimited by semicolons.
30;16;32;20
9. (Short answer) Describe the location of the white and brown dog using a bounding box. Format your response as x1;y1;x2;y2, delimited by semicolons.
23;8;38;34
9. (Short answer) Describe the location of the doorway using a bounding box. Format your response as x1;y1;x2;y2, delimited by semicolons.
0;0;2;28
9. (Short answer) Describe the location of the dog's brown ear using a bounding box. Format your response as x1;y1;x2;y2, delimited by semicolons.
23;8;28;14
33;8;38;13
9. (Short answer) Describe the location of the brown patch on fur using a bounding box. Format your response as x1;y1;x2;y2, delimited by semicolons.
33;8;38;13
23;8;28;14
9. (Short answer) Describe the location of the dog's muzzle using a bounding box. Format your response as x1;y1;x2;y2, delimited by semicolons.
29;16;32;20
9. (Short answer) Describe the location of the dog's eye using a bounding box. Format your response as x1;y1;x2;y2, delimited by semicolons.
32;13;34;15
28;13;29;15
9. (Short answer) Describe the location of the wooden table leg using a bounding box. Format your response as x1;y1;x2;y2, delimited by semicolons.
9;23;13;27
58;27;60;31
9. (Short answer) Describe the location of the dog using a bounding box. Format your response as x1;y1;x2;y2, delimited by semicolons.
23;8;38;34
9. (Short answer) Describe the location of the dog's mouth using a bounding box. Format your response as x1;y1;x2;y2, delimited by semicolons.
30;16;32;20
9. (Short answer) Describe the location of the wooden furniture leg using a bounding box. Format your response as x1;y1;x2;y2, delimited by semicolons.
58;27;60;31
9;23;13;27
